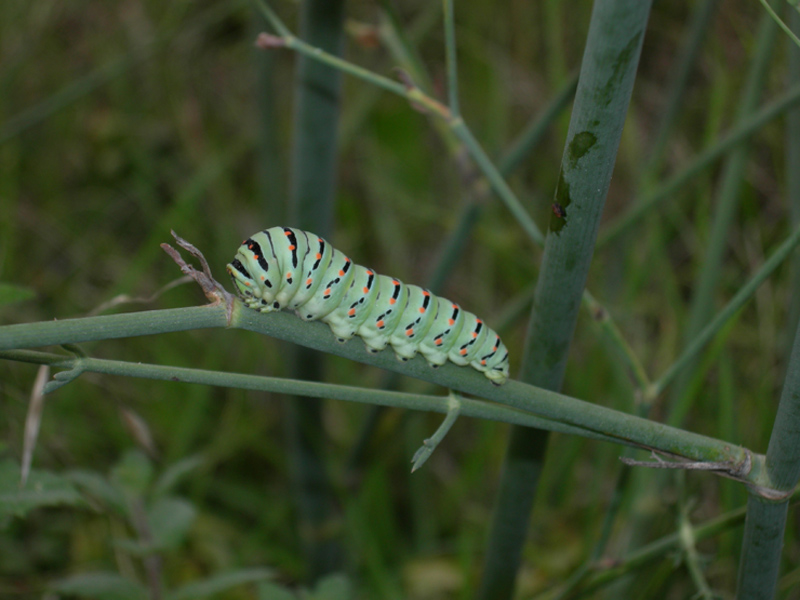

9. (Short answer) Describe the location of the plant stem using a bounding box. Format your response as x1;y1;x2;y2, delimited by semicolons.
735;298;800;596
478;2;654;598
0;306;752;470
283;0;347;578
735;497;789;599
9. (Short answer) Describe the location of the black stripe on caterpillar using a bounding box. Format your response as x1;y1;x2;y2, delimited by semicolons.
227;226;509;385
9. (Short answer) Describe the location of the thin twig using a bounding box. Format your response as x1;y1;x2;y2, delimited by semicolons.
160;231;235;323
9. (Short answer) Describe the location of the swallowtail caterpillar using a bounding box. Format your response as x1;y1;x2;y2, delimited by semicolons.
227;226;510;385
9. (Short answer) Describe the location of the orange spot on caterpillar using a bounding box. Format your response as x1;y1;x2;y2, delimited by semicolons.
260;275;266;281
253;254;260;260
481;359;487;365
406;329;414;336
459;348;468;355
285;231;291;236
452;304;458;309
362;287;369;293
418;307;425;313
392;279;400;285
492;346;497;351
286;272;292;279
471;332;478;338
435;339;443;346
244;282;251;287
366;270;374;276
338;270;344;276
306;278;313;285
288;245;296;250
448;319;455;326
476;319;483;324
423;291;430;296
324;288;331;295
348;308;356;316
316;253;321;259
377;320;385;328
389;298;396;305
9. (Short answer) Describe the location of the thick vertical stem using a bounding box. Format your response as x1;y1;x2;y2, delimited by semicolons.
735;497;789;599
285;0;346;579
477;1;653;598
736;246;800;596
765;321;800;490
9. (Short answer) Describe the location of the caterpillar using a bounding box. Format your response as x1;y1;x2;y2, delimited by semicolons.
226;226;510;385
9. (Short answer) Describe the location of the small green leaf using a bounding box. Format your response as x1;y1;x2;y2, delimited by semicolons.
49;572;148;600
148;496;196;549
0;282;35;307
0;459;84;524
167;567;275;600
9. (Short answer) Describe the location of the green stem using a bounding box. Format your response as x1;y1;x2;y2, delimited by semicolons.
256;12;406;98
758;0;800;47
450;119;544;245
0;305;753;470
734;307;800;595
679;507;714;599
0;349;605;441
735;496;789;600
478;2;654;598
410;394;461;471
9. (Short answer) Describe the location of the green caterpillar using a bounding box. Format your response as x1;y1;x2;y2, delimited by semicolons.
227;226;509;385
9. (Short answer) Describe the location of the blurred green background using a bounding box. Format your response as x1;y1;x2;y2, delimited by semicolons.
1;0;798;598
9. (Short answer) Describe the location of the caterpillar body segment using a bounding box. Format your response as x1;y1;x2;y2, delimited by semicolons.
227;226;510;385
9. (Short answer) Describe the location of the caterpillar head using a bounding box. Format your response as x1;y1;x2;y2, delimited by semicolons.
227;237;281;311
